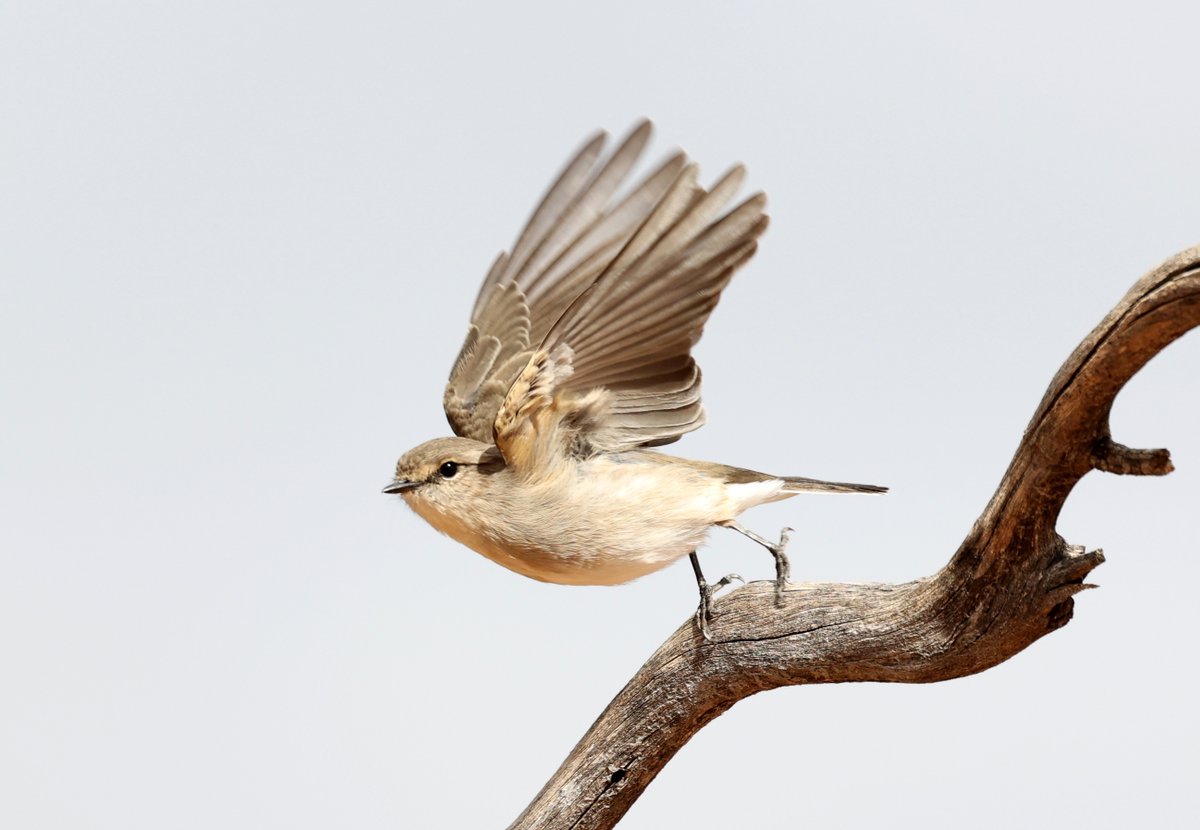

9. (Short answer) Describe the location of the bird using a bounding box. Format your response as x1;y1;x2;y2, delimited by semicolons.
384;120;885;639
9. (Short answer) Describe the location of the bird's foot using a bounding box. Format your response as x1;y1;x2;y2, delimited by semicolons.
689;552;743;641
695;572;744;641
771;527;793;604
722;522;794;606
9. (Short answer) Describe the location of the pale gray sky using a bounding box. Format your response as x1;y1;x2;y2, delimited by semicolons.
3;2;1198;827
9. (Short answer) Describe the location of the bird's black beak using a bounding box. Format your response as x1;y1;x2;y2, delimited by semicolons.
382;479;421;494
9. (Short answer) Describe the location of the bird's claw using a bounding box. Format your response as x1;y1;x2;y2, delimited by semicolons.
694;570;744;641
771;527;794;604
695;593;714;641
722;522;796;605
691;551;744;642
713;572;745;591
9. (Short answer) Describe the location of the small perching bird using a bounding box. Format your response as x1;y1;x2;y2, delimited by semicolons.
385;121;885;638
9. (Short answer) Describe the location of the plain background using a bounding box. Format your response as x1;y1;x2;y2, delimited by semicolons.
3;2;1198;827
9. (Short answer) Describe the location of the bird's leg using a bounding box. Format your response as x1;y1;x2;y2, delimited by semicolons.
688;551;742;641
722;522;793;604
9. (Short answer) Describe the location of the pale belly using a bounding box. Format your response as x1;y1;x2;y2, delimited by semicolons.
415;485;719;585
407;457;782;586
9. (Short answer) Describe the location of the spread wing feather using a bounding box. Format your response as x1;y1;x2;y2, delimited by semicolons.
443;121;767;465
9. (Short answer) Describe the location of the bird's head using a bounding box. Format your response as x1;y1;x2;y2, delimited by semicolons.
383;436;503;511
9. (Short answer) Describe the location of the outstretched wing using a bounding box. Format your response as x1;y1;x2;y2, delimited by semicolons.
444;121;682;442
443;121;767;468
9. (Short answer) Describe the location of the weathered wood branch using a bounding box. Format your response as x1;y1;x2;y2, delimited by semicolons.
509;245;1200;830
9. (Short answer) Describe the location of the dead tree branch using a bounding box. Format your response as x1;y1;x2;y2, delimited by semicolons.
509;245;1200;830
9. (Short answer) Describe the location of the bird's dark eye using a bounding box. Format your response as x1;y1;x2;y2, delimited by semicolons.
439;461;459;479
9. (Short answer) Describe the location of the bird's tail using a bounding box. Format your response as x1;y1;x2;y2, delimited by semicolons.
781;476;888;494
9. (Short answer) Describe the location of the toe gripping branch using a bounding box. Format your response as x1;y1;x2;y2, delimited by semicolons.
689;552;742;642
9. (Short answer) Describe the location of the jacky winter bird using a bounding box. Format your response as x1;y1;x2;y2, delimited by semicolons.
384;121;885;638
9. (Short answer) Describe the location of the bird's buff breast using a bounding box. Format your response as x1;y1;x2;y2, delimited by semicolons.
404;457;737;586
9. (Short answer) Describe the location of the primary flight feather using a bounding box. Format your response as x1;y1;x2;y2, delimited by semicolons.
386;121;884;638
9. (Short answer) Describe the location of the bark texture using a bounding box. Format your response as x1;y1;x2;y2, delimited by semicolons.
509;245;1200;830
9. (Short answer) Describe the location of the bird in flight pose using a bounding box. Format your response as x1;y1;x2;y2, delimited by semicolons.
384;121;885;638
